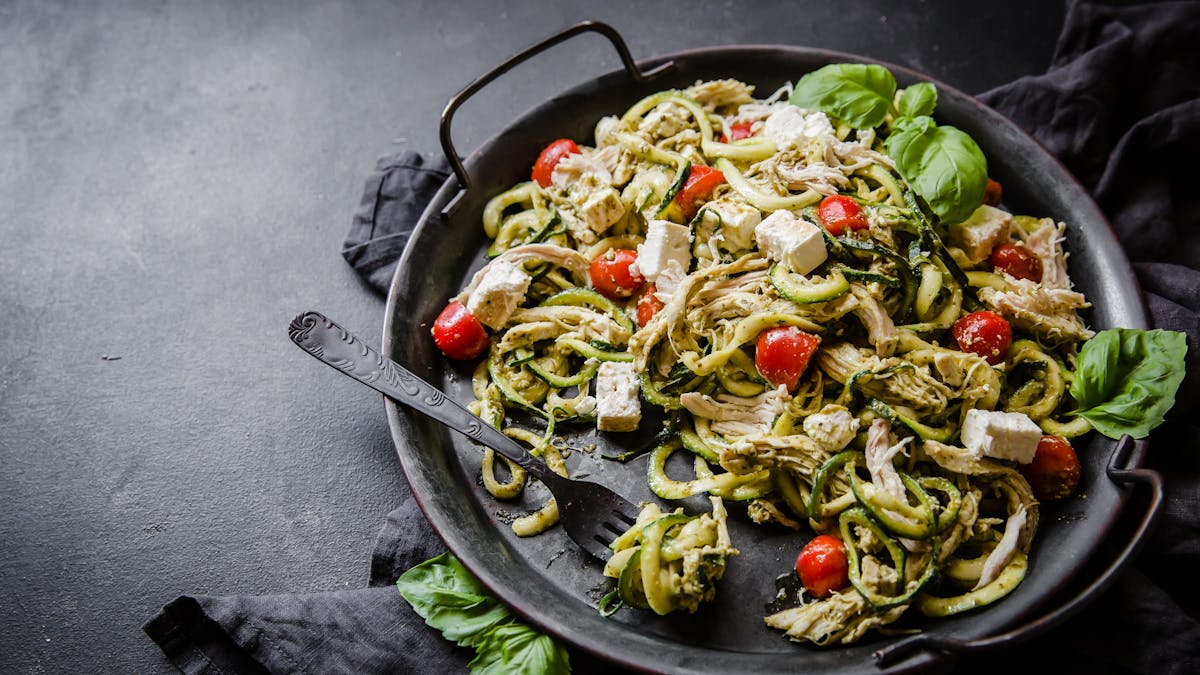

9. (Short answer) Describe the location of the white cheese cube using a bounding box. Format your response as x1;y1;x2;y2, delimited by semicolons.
579;186;625;236
465;260;530;330
802;404;860;452
762;107;835;149
949;205;1012;265
754;210;828;275
636;220;691;282
961;409;1042;464
702;201;761;250
595;362;641;432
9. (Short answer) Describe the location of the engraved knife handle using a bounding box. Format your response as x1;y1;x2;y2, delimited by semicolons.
287;311;550;480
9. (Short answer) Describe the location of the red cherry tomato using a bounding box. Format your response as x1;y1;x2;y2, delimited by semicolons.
817;195;870;236
1020;436;1081;500
636;284;664;328
589;248;645;300
990;244;1044;282
431;300;489;360
795;535;850;598
984;178;1003;206
531;138;580;187
755;327;821;391
951;311;1012;365
674;165;726;221
720;120;748;141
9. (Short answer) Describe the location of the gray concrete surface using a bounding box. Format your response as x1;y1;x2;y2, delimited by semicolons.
0;1;1063;671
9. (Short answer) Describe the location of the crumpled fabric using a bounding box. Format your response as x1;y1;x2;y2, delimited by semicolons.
146;1;1200;673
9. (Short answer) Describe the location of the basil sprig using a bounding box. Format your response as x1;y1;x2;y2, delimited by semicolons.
398;553;571;674
885;116;987;225
790;64;987;225
1070;328;1188;439
897;82;937;118
789;63;897;129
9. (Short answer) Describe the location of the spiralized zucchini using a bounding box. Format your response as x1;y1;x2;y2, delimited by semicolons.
603;498;737;615
441;77;1096;637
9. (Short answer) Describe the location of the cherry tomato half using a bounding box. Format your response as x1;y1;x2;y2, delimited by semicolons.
431;300;489;360
1020;436;1081;500
720;120;748;141
951;310;1013;365
755;327;821;391
589;248;645;300
674;165;726;221
531;138;581;187
817;195;870;236
984;178;1003;207
795;535;850;598
636;284;664;328
990;243;1043;283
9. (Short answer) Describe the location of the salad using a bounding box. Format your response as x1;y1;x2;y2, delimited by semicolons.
428;64;1186;645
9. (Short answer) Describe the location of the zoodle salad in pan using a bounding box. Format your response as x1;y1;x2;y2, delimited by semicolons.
428;64;1187;644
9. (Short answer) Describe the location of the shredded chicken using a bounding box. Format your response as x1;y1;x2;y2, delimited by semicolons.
818;343;952;415
747;498;803;530
680;386;788;438
920;440;1010;476
503;305;631;346
765;590;907;645
774;161;851;195
629;255;768;372
638;101;695;140
550;152;612;188
721;433;828;477
865;419;911;502
456;244;588;302
976;506;1027;589
1023;219;1071;289
850;284;899;356
977;278;1093;344
686;78;755;112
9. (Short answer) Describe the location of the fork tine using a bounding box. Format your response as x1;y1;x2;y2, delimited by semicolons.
601;519;626;536
612;508;638;526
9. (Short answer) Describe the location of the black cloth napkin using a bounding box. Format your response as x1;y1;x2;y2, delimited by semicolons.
146;1;1200;672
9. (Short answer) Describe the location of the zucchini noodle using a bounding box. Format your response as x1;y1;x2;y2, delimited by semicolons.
440;77;1096;633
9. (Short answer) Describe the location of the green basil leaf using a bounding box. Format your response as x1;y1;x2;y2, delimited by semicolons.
898;82;938;118
1070;329;1121;409
469;623;572;675
397;553;513;647
885;118;987;224
1070;328;1188;439
790;63;897;129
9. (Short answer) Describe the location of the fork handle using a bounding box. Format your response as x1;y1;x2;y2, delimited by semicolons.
288;311;555;483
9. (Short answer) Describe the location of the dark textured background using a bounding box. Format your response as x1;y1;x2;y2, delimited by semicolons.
0;1;1065;671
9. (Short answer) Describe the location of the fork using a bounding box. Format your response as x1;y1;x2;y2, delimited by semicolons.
287;310;639;560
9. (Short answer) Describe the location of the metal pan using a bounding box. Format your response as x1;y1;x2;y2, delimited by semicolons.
382;21;1162;674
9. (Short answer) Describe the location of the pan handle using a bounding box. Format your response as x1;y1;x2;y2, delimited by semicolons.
438;20;673;197
874;434;1162;668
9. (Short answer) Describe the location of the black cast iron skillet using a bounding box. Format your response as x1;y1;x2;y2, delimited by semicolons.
381;21;1162;674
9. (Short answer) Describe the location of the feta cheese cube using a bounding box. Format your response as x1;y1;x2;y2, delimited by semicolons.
762;107;835;149
465;260;530;330
961;409;1042;464
754;210;828;274
949;205;1012;265
636;220;691;282
702;201;761;250
579;186;625;235
803;404;860;452
595;361;641;432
